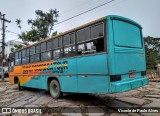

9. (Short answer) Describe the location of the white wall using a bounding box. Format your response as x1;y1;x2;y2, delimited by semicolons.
5;40;25;57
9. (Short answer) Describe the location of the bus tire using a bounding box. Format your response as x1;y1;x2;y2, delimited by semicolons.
49;80;62;99
18;80;22;91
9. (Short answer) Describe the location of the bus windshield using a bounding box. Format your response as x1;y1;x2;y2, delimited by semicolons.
113;20;142;48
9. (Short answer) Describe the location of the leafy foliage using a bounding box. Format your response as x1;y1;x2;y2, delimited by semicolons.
15;19;22;32
16;9;59;42
10;44;24;53
18;29;41;42
144;36;160;69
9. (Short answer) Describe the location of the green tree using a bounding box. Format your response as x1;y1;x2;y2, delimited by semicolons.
10;44;24;52
144;36;160;69
16;9;59;42
15;19;22;32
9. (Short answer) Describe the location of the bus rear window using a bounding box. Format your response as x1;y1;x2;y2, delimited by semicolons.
113;20;142;48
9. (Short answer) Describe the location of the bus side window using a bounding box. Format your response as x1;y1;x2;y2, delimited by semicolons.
53;49;63;59
64;46;76;57
63;32;76;58
78;39;104;55
76;22;104;55
90;22;104;52
78;44;85;54
41;51;51;61
86;41;96;51
15;52;21;65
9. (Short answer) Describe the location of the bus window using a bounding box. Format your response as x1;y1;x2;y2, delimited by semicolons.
22;49;26;57
113;20;142;48
19;51;21;58
78;39;104;54
91;23;104;39
35;54;40;62
70;32;75;44
58;37;62;48
30;55;34;63
30;54;40;63
22;49;30;64
9;61;14;71
53;38;58;49
26;48;30;56
63;34;70;46
30;46;35;55
64;47;70;57
76;22;104;55
22;57;29;64
47;40;52;51
63;32;76;57
15;52;21;65
15;58;21;65
79;41;96;54
36;44;40;53
15;52;18;59
53;49;63;59
77;27;90;43
78;44;85;53
41;42;46;52
64;46;76;57
86;42;96;52
41;51;51;61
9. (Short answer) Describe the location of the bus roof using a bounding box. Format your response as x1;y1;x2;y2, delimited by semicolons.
107;15;142;28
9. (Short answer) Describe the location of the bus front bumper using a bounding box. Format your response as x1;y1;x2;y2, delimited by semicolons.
110;76;149;93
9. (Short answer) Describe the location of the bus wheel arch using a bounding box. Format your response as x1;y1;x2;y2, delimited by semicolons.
14;77;19;84
14;77;22;90
47;77;63;99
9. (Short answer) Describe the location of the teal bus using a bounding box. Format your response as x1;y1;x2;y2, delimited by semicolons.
8;15;149;99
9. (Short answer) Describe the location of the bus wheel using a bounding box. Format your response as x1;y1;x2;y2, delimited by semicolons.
49;80;62;99
18;80;22;91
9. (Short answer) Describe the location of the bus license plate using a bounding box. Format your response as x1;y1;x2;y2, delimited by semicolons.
130;74;135;78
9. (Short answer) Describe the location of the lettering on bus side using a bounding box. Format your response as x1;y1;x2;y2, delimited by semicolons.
53;61;68;73
22;61;68;74
23;69;33;74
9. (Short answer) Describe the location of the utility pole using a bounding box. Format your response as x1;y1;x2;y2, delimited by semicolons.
0;12;11;80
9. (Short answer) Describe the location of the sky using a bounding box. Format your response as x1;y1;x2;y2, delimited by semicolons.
0;0;160;42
